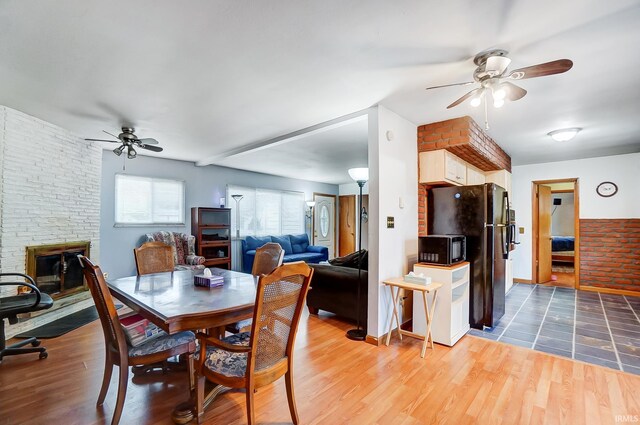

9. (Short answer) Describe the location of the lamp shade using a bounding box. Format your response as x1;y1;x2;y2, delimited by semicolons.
548;128;581;142
348;167;369;183
306;201;316;208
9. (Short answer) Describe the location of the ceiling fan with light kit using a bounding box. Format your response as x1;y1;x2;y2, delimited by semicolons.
425;49;573;129
85;127;163;159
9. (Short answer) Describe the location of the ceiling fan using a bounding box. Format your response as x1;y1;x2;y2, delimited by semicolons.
85;127;163;159
425;49;573;126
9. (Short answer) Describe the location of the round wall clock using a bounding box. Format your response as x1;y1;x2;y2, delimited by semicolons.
596;181;618;197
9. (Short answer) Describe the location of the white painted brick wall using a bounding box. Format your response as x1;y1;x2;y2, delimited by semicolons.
0;105;102;337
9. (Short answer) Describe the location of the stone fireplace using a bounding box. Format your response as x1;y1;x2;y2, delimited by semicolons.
23;242;91;298
0;106;102;337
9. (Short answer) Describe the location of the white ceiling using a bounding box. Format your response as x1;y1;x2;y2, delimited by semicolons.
1;0;639;181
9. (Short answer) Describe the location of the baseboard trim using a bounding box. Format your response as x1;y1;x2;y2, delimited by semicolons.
365;334;381;346
580;285;640;298
514;278;533;284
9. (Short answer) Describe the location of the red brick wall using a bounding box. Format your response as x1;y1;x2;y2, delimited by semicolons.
417;116;511;172
580;219;640;293
417;116;512;236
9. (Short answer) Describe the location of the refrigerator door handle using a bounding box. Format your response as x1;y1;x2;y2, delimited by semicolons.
501;191;509;259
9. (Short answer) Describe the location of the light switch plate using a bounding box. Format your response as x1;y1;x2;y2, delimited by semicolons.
519;227;525;234
387;216;395;228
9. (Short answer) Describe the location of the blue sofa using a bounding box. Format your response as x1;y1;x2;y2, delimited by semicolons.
241;234;328;273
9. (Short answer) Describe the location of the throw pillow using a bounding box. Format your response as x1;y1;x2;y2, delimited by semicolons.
289;234;309;254
271;235;293;255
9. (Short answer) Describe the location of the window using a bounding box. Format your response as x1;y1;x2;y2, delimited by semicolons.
115;174;185;225
227;185;305;237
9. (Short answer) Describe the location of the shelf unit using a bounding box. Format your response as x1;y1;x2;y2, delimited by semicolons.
191;207;232;269
412;262;470;346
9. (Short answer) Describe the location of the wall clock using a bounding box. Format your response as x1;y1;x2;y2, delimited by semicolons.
596;181;618;197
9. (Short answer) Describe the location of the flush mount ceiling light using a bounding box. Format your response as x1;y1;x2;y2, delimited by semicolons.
548;128;582;142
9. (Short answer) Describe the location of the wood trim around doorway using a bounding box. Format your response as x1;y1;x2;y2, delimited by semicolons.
531;178;580;288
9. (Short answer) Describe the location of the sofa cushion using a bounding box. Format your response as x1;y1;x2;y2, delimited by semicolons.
245;236;272;251
271;235;293;255
289;234;309;254
284;252;325;263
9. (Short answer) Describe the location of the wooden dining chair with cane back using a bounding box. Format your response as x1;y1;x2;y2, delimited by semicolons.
134;241;175;275
195;261;313;425
77;255;196;425
225;242;284;334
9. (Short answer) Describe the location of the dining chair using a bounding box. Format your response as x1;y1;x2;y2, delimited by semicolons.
77;255;196;425
226;242;285;335
134;241;176;275
195;261;313;425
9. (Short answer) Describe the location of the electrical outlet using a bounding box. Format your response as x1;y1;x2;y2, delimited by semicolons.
519;227;525;234
103;272;109;279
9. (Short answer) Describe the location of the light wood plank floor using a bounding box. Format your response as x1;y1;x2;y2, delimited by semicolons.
1;310;639;425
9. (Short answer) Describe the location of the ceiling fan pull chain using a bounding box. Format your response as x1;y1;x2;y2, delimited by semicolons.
484;95;490;130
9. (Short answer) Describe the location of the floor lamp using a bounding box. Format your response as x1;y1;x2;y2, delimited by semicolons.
346;167;368;341
231;194;243;238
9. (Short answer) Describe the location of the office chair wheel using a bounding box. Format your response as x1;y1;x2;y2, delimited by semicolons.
31;340;41;347
39;352;48;360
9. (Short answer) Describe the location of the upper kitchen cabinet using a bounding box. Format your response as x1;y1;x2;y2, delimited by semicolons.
419;150;467;186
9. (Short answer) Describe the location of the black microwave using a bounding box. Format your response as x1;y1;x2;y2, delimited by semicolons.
418;235;466;266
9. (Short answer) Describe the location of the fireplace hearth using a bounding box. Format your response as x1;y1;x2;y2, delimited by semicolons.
24;242;91;299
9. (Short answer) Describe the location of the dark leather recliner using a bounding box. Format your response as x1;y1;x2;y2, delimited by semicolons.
306;250;368;332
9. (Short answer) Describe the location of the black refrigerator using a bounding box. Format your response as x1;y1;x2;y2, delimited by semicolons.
428;183;509;329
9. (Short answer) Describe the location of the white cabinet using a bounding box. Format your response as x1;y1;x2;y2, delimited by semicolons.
419;150;467;186
466;164;486;185
505;258;514;294
413;262;470;346
485;169;512;202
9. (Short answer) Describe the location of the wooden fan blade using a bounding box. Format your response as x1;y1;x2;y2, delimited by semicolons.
137;137;159;145
501;82;527;101
507;59;573;80
139;144;163;152
85;138;121;143
447;88;482;109
426;81;474;90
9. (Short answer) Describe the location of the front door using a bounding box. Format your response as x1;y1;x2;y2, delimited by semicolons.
537;185;552;283
338;195;356;256
313;194;336;259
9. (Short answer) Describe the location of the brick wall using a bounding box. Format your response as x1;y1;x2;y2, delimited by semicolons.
417;116;511;171
580;219;640;293
417;116;511;236
0;106;102;336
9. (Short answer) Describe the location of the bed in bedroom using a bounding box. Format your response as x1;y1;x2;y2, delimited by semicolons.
552;236;575;263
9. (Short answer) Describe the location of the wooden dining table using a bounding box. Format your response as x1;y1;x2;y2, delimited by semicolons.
107;268;258;424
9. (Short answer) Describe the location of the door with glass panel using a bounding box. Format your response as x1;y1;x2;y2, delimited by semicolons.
313;194;336;259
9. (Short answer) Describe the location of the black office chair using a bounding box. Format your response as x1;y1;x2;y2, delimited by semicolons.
0;273;54;362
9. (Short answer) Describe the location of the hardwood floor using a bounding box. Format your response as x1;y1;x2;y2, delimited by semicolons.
2;309;640;425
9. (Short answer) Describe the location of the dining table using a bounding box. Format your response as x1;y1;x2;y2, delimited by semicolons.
107;267;258;424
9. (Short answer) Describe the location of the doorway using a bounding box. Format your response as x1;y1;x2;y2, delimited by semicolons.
338;194;369;257
532;178;579;288
313;193;337;259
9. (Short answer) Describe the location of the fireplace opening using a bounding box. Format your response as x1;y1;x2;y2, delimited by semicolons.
24;242;91;299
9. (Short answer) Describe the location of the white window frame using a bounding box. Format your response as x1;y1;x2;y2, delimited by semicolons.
226;185;305;238
114;174;186;227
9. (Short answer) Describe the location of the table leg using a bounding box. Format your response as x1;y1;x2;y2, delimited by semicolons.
385;286;403;346
172;381;230;424
428;289;438;349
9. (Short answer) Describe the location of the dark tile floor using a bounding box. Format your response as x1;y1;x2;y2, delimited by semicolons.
469;284;640;375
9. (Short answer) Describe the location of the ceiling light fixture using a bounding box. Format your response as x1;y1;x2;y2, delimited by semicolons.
113;145;125;156
548;128;582;142
470;90;484;107
493;98;505;108
127;145;137;159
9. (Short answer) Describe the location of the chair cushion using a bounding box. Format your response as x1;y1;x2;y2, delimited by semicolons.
202;332;251;378
225;318;253;334
289;234;309;254
245;236;272;251
128;331;195;357
270;235;293;255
